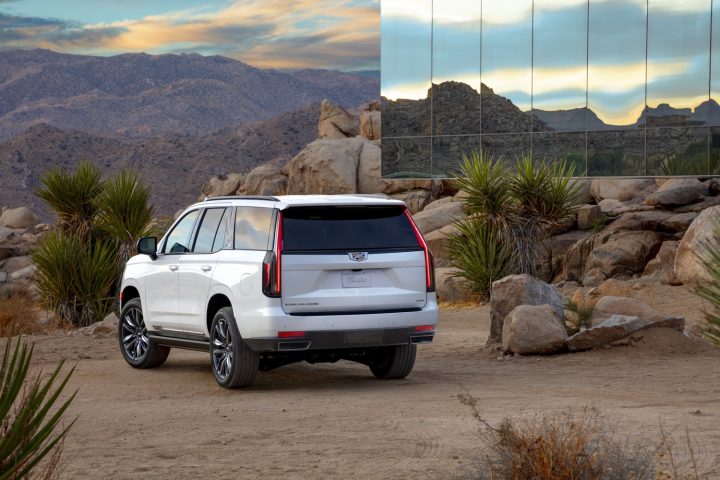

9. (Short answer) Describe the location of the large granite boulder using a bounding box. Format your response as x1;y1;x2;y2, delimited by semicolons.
567;315;647;351
240;163;288;196
318;100;359;139
199;173;245;200
412;201;465;235
435;267;473;303
645;178;706;206
286;137;365;194
577;204;602;230
582;231;663;286
359;110;381;140
489;274;564;344
502;304;567;355
390;189;436;214
675;205;720;285
424;223;460;266
642;241;679;285
591;295;684;331
590;179;655;203
0;207;38;229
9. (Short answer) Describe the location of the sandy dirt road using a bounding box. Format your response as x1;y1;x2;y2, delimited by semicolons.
18;287;720;479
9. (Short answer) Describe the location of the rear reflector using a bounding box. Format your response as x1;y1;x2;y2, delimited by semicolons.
278;331;305;338
415;325;435;332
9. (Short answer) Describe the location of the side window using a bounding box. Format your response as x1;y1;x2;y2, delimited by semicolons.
193;208;226;254
162;210;200;254
211;208;234;253
234;207;273;250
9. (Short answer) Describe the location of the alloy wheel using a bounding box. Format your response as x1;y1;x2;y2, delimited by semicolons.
212;318;234;380
121;307;149;361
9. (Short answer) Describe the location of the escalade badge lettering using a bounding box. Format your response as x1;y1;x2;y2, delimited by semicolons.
349;252;368;261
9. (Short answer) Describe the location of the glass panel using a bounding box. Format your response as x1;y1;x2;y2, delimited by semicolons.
479;133;532;165
711;127;720;173
432;0;481;135
587;0;647;129
381;137;432;177
587;130;646;176
211;208;233;253
646;0;711;127
647;127;709;175
381;0;432;137
532;132;587;174
710;0;720;125
163;210;199;254
234;207;273;251
481;0;533;133
432;135;483;177
193;208;226;254
532;0;589;132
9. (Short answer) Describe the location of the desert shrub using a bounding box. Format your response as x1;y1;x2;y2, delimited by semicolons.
447;151;580;298
32;164;153;326
0;286;43;337
458;393;654;480
696;219;720;346
563;299;597;335
0;337;76;478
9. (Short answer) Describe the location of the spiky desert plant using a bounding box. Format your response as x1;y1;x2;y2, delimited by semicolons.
35;162;104;241
696;220;720;346
96;169;154;265
0;337;76;479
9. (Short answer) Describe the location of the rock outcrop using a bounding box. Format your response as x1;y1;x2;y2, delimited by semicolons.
286;137;365;194
590;179;655;202
318;100;359;139
502;304;567;355
675;205;720;285
240;163;287;196
0;207;39;229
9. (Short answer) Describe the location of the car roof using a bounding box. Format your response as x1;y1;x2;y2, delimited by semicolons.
188;194;406;210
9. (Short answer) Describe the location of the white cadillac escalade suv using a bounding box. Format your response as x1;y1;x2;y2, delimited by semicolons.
118;195;438;388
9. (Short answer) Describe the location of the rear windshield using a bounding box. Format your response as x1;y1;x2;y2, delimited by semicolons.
282;206;420;252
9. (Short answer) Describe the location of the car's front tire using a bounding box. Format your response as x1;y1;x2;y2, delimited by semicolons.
210;307;259;388
369;344;417;379
118;298;170;368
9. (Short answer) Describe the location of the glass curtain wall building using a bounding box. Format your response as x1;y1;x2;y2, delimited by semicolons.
381;0;720;177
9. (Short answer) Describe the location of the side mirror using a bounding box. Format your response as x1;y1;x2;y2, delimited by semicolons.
137;237;158;260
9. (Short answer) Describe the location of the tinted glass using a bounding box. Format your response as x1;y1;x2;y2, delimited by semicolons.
212;208;233;253
282;206;420;252
711;0;720;126
163;210;199;254
235;207;273;250
193;208;225;254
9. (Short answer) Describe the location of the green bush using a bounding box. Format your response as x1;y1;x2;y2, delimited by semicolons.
697;220;720;346
0;337;76;478
447;151;580;299
32;163;153;326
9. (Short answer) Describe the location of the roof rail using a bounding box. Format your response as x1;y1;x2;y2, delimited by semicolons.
204;195;279;202
340;193;391;199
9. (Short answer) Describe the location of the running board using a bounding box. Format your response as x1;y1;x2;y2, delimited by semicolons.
147;332;209;352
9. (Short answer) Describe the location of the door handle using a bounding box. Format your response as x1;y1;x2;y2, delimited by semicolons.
168;265;178;272
201;265;212;272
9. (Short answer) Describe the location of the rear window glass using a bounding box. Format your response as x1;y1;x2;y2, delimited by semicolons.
282;206;420;252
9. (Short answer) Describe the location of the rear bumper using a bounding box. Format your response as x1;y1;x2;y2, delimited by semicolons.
244;326;434;352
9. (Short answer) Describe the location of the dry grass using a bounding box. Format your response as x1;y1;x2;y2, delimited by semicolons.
0;284;46;337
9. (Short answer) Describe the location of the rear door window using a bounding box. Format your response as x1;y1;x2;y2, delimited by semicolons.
235;207;273;250
282;206;420;252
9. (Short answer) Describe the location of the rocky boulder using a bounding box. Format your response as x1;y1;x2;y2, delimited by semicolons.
286;137;365;194
240;163;288;196
645;178;706;206
359;111;381;140
412;201;465;235
591;295;684;331
318;100;359;139
502;304;567;355
0;207;38;229
199;173;245;200
642;241;679;285
435;267;473;303
489;274;564;344
577;204;602;230
582;231;663;286
425;223;460;266
675;205;720;285
390;189;435;214
567;314;647;351
590;179;655;203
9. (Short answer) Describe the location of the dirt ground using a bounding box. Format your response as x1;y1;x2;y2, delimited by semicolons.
16;285;720;479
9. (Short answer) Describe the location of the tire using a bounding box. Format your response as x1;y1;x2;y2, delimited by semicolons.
369;344;417;379
118;298;170;369
209;307;259;388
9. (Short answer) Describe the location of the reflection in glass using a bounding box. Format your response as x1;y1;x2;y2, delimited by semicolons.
381;137;432;177
532;132;587;174
481;0;533;133
432;136;483;177
587;130;646;176
532;0;589;132
711;127;720;174
381;0;432;137
432;1;481;135
710;0;720;125
646;0;711;127
647;127;709;176
587;0;646;129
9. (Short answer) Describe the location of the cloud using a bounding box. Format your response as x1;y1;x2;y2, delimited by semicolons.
0;0;379;71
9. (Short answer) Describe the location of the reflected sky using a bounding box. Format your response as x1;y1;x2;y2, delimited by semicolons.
382;0;715;126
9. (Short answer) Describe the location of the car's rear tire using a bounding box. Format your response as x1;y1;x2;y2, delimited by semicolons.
210;307;259;388
118;298;170;368
369;344;417;379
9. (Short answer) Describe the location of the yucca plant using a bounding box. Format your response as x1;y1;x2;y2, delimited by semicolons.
0;337;76;478
696;220;720;346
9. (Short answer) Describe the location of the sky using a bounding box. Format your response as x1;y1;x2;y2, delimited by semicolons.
382;0;719;126
0;0;380;71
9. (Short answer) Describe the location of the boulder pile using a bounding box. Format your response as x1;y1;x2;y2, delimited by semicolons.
0;206;48;298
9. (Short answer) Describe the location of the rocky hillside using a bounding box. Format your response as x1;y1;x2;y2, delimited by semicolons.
0;104;320;220
0;49;379;140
